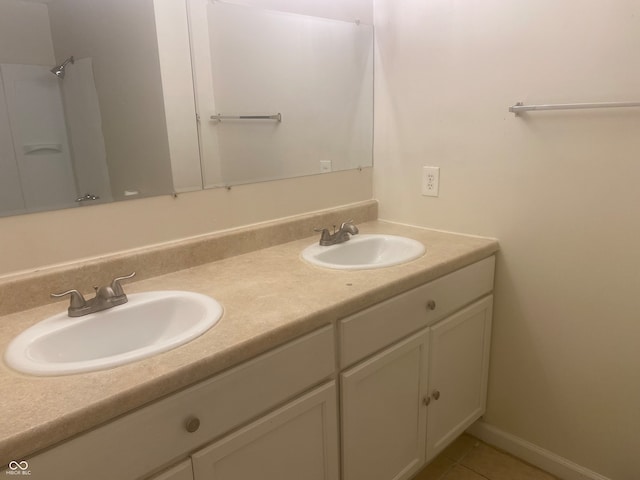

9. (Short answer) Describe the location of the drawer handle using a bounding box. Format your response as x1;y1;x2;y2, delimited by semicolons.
185;416;201;433
423;396;431;406
426;300;436;311
432;390;441;400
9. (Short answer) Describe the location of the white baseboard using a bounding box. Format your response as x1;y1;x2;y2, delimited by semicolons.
466;420;611;480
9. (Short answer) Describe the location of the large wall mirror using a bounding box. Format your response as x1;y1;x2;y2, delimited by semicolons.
0;0;373;218
0;0;176;217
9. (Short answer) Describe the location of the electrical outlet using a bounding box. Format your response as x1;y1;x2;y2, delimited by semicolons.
421;166;440;197
320;160;332;173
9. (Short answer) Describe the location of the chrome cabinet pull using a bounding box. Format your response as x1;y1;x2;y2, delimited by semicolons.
185;416;200;433
432;390;441;400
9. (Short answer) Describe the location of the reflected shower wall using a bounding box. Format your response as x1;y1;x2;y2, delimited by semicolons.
0;63;77;216
59;57;112;205
0;61;111;217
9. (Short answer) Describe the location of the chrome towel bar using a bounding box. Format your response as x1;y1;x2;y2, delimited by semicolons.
509;101;640;115
210;113;282;122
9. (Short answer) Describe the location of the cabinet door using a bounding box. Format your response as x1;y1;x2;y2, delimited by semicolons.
426;295;493;461
341;330;429;480
191;382;339;480
147;460;194;480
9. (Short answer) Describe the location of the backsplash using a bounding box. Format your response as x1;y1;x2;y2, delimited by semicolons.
0;200;377;316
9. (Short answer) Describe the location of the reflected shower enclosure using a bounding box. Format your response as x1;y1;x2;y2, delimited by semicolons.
0;56;112;217
0;0;175;218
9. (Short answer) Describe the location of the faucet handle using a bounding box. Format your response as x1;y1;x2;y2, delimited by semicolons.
110;272;136;296
340;219;354;228
313;227;333;245
315;225;338;234
340;220;359;235
50;289;87;309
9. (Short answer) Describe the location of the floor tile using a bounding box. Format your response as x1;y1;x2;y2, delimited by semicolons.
412;454;455;480
460;442;558;480
440;434;480;462
442;465;488;480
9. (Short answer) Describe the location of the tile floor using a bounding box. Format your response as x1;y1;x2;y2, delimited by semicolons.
412;434;559;480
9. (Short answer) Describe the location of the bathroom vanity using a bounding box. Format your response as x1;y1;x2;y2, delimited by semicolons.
0;215;498;480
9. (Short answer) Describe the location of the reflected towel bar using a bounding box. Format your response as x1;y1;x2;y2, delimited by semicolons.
509;101;640;115
23;144;63;154
210;113;282;122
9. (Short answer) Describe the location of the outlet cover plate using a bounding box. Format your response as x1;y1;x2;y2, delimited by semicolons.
421;166;440;197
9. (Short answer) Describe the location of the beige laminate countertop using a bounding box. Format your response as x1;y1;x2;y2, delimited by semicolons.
0;220;498;465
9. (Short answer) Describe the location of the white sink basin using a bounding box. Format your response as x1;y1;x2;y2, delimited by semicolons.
4;291;223;376
301;234;425;270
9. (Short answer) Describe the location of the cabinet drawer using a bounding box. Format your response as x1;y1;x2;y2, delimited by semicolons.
28;325;335;480
340;256;494;368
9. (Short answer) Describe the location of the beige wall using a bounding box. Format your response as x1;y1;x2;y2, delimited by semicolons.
0;0;54;65
0;168;373;276
374;1;640;478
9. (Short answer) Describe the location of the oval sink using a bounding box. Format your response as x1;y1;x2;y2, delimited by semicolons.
4;291;223;376
301;234;425;270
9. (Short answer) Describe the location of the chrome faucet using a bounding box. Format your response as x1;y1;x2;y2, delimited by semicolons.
51;272;136;317
315;220;359;246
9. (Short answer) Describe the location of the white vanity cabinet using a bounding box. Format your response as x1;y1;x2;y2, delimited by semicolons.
24;255;495;480
27;325;336;480
339;257;495;480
